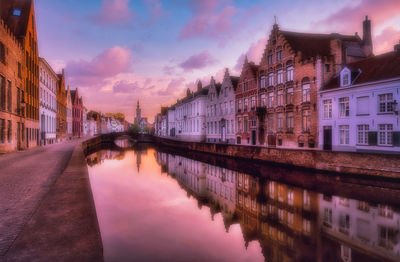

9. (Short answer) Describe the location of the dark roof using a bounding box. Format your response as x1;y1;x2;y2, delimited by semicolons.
70;90;76;101
230;76;239;88
281;31;361;60
323;51;400;90
215;83;222;96
0;0;32;40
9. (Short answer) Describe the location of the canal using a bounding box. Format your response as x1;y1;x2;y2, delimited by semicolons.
86;144;400;262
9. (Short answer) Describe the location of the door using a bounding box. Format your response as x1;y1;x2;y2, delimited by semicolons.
323;126;332;150
251;130;256;145
268;134;276;147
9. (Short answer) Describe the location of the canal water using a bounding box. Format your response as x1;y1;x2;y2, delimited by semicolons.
86;145;400;262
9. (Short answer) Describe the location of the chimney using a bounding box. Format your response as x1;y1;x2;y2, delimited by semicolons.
362;16;373;56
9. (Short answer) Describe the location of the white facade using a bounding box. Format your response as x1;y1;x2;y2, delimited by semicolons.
319;194;400;261
206;70;237;144
82;107;88;136
88;119;98;136
174;85;208;142
167;107;176;137
319;71;400;152
39;58;57;145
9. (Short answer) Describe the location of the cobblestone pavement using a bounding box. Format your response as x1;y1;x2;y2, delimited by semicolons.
0;140;78;259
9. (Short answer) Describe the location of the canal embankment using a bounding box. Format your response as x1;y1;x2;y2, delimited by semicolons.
4;141;103;261
155;137;400;179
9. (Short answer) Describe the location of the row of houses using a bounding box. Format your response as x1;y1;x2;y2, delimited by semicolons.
154;17;400;153
86;111;130;136
0;0;117;153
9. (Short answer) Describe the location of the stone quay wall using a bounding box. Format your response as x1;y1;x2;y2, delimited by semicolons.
156;137;400;179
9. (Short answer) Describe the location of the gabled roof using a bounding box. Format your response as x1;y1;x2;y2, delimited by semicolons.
230;76;239;88
280;31;361;60
70;90;76;102
323;51;400;90
0;0;32;40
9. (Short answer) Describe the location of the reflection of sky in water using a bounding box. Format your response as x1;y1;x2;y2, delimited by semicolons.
88;150;263;262
87;148;400;262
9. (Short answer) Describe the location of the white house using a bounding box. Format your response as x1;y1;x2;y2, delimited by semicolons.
319;49;400;153
206;70;238;144
174;82;208;142
167;106;176;137
39;58;57;145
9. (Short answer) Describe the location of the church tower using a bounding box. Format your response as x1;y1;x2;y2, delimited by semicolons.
135;100;141;124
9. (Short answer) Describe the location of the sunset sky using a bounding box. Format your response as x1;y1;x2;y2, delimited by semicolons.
35;0;400;122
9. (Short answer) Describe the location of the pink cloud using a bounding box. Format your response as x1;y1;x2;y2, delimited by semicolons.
92;0;134;26
113;80;156;93
374;26;400;54
157;78;186;96
233;37;267;72
179;51;217;72
179;0;237;42
66;46;132;86
315;0;400;34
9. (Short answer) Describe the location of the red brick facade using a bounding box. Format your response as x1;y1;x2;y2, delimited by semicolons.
71;89;83;137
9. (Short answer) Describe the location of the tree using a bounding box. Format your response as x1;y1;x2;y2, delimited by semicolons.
130;123;141;134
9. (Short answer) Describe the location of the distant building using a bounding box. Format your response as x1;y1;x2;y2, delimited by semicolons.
82;106;88;136
319;48;400;152
71;88;83;137
56;70;67;141
39;58;57;145
206;69;238;144
66;86;72;138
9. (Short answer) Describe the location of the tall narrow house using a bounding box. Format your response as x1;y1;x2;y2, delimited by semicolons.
0;0;40;149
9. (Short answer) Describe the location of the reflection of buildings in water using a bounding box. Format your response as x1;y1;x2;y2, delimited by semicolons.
135;149;148;173
154;151;400;262
86;150;126;167
319;195;400;262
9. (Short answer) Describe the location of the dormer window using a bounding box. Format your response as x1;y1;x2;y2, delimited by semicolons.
13;9;21;16
341;68;351;87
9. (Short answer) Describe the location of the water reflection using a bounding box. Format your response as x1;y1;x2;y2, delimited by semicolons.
87;147;400;262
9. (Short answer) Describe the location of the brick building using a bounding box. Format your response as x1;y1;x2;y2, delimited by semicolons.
71;88;83;137
236;56;259;145
256;19;373;149
1;0;40;149
0;17;25;152
56;69;67;141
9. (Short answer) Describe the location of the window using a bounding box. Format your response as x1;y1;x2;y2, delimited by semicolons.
303;190;310;207
323;208;333;227
378;93;394;113
325;64;331;73
286;113;293;132
277;114;283;132
238;100;242;112
277;89;283;106
251;96;256;109
7;120;11;142
260;75;266;89
342;71;350;86
339;213;350;234
268;115;274;131
251;117;256;128
286;87;293;105
286;65;293;82
237;118;242;132
339;97;350;117
287;190;294;205
379;124;393;145
302;110;310;132
358;201;370;212
0;119;4;143
356;96;369;115
244;117;248;133
260;94;266;106
268;51;273;65
268;73;274;86
244;82;249;92
357;125;369;145
323;99;332;119
13;9;21;16
268;92;274;108
303;219;311;234
244;98;248;111
339;125;350;145
276;47;282;62
379;226;397;249
277;70;283;84
0;41;5;64
7;80;11;112
302;78;310;102
230;101;234;113
0;75;5;110
378;205;393;218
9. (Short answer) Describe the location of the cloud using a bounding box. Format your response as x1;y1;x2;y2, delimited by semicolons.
179;0;237;42
179;51;217;72
233;37;267;72
315;0;400;34
91;0;134;26
113;79;156;93
144;0;164;25
66;46;132;86
157;78;186;96
374;26;400;54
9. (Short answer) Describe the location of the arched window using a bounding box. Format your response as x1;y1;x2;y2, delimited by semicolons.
268;51;273;65
276;46;283;62
286;60;293;82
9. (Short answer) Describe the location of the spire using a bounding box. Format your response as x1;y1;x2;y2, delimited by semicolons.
197;80;202;90
210;76;215;86
273;15;279;30
137;100;140;108
224;68;229;78
244;55;248;64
